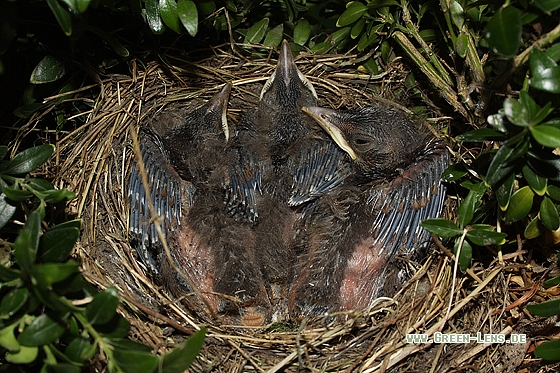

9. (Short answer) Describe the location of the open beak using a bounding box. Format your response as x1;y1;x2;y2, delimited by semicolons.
302;106;358;160
260;40;317;100
207;82;232;142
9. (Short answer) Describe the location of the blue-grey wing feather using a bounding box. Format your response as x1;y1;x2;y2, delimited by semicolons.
128;131;193;273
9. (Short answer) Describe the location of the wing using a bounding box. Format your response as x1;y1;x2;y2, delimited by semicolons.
367;139;449;259
221;133;263;224
288;141;351;206
128;130;196;273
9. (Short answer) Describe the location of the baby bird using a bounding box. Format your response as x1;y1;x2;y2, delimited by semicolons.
128;84;233;321
221;41;349;321
289;104;449;317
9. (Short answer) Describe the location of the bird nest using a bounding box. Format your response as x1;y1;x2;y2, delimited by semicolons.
41;44;555;372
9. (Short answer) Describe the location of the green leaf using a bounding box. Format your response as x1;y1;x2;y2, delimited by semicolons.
483;6;521;58
46;0;72;36
0;264;20;282
456;128;507;142
86;287;119;325
505;186;534;222
547;185;560;201
177;0;198;36
2;186;34;201
66;337;96;363
546;43;560;62
519;90;538;118
543;275;560;288
455;32;468;58
109;338;153;352
530;124;560;148
32;262;80;286
441;163;468;182
331;27;351;45
487;113;506;132
527;149;560;181
41;188;76;203
310;42;332;54
503;98;530;126
0;323;20;351
454;237;472;273
0;288;29;318
59;0;78;12
5;345;38;364
524;216;542;239
14;211;42;272
466;229;507;246
27;178;54;192
33;287;82;313
362;58;379;74
357;28;379;52
161;328;206;373
531;66;560;93
532;103;554;127
458;187;482;228
109;339;157;373
94;313;130;338
0;144;54;175
49;219;82;230
39;225;80;263
534;338;560;361
350;18;365;39
293;19;311;46
420;218;461;238
113;348;159;373
533;0;560;13
527;298;560;317
457;182;486;228
485;139;528;186
263;24;283;47
18;314;66;346
160;0;181;33
495;172;515;211
523;165;547;196
30;55;65;84
540;196;560;230
531;48;558;75
76;0;92;13
470;224;496;231
0;194;16;229
530;48;558;91
337;1;368;27
245;18;269;44
450;1;464;29
146;0;165;34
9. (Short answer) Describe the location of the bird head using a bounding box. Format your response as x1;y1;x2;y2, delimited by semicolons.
260;40;317;113
197;82;232;143
302;105;431;183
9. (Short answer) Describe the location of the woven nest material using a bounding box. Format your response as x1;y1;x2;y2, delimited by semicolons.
49;45;556;372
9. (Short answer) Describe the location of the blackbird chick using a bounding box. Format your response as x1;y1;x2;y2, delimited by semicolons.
289;104;449;317
222;41;349;321
128;84;233;321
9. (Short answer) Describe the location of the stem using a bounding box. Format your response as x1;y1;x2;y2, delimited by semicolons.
74;312;122;373
440;229;468;332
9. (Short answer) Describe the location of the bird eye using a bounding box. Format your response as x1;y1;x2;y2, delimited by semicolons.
354;138;370;146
